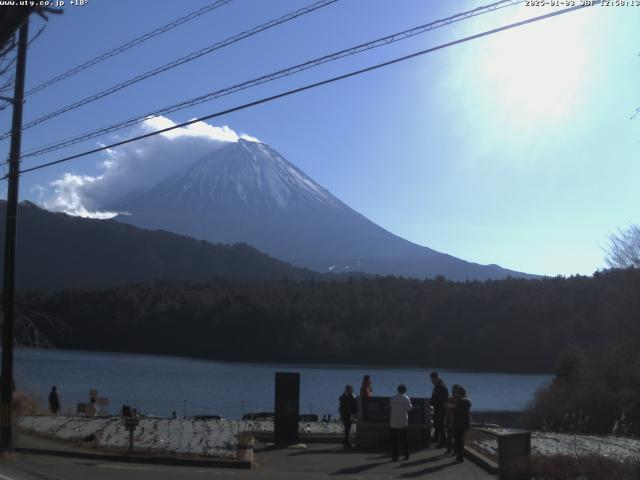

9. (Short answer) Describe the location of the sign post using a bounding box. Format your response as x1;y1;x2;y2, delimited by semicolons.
123;417;140;453
274;372;300;446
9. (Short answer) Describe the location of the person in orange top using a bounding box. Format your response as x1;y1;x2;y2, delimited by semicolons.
360;375;373;398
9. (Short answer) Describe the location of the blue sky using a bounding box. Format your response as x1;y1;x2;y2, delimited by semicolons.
1;0;638;276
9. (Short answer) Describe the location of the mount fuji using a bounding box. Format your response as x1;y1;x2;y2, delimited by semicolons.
109;138;536;280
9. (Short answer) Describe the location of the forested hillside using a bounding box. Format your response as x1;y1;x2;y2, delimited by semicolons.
0;201;319;288
17;269;639;372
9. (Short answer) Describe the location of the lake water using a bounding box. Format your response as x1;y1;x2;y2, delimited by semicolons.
14;347;552;419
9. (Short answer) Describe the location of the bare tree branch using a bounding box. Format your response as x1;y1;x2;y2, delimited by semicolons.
606;224;640;269
27;24;46;48
0;35;16;58
13;305;70;348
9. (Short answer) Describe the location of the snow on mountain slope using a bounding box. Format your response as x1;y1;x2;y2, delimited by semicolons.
110;139;536;280
157;139;343;212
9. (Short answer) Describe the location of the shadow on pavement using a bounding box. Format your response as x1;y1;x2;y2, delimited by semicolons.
398;459;459;478
366;453;390;460
330;461;389;475
397;453;447;468
286;447;348;456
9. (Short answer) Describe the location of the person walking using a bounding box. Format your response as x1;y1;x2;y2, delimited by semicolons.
452;386;472;462
339;385;358;448
430;371;449;448
389;384;412;462
48;386;60;415
360;375;373;399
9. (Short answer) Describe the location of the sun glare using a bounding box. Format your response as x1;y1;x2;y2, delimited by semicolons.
478;6;595;127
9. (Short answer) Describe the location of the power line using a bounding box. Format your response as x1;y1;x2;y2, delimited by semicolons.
11;1;599;179
0;0;339;141
24;0;234;97
21;0;525;160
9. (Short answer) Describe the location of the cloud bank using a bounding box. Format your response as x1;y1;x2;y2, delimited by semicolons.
36;117;260;219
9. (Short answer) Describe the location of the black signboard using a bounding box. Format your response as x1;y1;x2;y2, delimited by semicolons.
274;372;300;445
123;417;140;431
362;396;429;424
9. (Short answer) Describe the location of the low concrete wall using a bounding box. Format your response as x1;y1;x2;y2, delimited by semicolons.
355;396;431;449
356;423;430;449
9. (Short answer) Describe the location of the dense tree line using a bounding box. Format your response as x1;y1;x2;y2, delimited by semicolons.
15;268;639;374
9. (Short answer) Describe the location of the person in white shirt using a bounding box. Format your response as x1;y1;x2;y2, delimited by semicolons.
389;384;413;461
85;397;98;417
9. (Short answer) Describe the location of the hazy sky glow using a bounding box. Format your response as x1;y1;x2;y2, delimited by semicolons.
1;0;638;277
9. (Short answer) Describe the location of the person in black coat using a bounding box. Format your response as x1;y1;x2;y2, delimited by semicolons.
452;386;472;462
48;386;60;415
430;371;449;448
339;385;358;447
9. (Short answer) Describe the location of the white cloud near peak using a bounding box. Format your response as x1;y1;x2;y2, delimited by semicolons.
35;117;261;219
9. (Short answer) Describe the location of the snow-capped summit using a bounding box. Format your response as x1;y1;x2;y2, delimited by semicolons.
165;139;343;213
110;140;535;280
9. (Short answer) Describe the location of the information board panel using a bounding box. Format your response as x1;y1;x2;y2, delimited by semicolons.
361;396;429;424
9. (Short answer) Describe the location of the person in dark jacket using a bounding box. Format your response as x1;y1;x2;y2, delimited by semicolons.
430;371;449;448
339;385;358;447
48;386;60;414
452;386;472;462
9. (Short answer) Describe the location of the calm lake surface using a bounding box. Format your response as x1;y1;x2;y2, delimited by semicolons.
14;347;552;419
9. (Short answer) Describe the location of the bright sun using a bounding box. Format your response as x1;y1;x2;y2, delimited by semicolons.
478;5;595;126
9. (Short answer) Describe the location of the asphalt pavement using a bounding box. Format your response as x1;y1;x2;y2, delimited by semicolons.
0;443;495;479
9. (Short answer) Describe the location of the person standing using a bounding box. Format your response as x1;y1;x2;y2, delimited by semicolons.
85;397;98;417
444;384;460;454
389;384;413;462
452;386;472;462
339;385;358;448
430;371;449;448
360;375;373;399
48;386;60;415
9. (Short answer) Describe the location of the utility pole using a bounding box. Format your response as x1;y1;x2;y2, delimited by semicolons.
0;18;29;452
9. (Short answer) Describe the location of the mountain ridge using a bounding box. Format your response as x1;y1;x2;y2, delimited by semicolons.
0;200;324;289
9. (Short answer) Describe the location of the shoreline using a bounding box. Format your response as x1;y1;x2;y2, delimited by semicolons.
14;346;554;376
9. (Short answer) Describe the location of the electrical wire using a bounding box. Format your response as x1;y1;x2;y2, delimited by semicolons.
0;0;339;141
9;1;598;180
24;0;234;97
21;0;525;159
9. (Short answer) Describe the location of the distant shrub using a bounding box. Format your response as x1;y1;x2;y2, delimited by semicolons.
12;390;40;417
523;345;640;435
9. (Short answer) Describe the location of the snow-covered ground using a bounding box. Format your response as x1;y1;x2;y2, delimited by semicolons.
17;416;347;457
21;416;638;460
244;419;346;435
471;428;640;459
18;416;240;458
